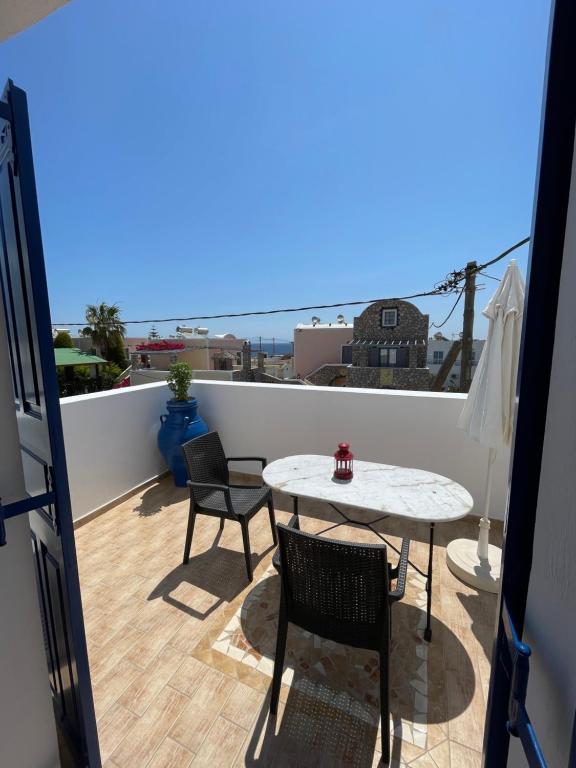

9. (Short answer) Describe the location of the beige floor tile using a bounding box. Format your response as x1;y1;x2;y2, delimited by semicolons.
428;740;450;768
146;737;194;768
450;741;482;767
168;656;211;698
119;644;185;716
169;669;236;753
409;754;439;767
191;716;246;767
96;702;138;763
111;686;190;768
93;657;143;720
89;623;144;682
124;612;185;669
220;682;265;731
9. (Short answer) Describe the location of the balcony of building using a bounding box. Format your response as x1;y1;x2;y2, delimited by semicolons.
64;380;508;767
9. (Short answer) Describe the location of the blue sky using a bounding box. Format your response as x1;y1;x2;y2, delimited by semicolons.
2;0;550;341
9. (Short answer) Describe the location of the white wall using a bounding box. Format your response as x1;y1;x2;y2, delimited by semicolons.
62;379;510;522
508;136;576;768
61;383;170;521
0;300;59;767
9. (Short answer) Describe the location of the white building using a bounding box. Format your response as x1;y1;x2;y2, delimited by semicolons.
427;334;485;389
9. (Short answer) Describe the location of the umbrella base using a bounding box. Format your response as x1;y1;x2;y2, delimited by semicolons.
446;538;501;594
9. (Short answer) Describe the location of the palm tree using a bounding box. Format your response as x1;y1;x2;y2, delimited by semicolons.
81;303;126;362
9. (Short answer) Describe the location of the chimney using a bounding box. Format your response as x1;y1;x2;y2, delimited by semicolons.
242;341;252;372
257;352;266;371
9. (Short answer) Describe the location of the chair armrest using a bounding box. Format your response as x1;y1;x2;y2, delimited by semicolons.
389;537;410;603
226;457;267;468
186;480;233;514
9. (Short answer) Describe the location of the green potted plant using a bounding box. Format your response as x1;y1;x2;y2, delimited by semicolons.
158;362;208;486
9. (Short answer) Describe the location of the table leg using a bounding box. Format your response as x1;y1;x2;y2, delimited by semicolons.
424;523;435;642
291;495;300;529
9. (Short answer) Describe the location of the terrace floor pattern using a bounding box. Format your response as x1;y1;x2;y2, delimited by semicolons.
75;474;500;767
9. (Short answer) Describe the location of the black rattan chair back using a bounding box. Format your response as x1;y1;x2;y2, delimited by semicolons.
182;431;229;505
276;523;390;650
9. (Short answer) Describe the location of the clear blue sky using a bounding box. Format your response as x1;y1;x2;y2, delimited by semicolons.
2;0;551;341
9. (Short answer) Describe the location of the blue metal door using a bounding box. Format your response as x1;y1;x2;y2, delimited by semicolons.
483;0;575;765
0;81;100;766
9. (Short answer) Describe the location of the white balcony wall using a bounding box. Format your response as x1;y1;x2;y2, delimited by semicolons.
61;383;170;521
62;380;510;523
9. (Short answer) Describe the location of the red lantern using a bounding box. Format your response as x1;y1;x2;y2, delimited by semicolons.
333;442;354;481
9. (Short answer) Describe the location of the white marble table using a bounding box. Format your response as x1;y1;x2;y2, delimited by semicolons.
263;455;473;641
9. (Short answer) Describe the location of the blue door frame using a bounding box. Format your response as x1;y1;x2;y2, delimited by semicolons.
0;82;100;766
483;0;576;764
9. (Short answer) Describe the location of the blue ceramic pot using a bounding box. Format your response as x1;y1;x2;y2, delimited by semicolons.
158;398;208;487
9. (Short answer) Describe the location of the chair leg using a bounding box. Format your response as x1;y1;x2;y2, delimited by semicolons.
219;517;224;531
240;518;253;582
270;610;288;715
268;497;278;545
183;503;197;565
379;648;390;764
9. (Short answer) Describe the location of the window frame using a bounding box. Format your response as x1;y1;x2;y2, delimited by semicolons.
379;347;398;367
380;307;398;328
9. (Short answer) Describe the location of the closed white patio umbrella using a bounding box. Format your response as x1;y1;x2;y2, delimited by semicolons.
447;259;525;592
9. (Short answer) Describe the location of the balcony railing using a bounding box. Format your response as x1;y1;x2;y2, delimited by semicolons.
60;380;510;524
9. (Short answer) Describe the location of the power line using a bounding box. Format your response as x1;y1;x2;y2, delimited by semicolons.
430;287;465;329
54;288;456;326
478;271;501;282
476;236;530;272
53;236;530;327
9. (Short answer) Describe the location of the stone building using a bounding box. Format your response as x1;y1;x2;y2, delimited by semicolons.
305;299;431;390
346;299;431;390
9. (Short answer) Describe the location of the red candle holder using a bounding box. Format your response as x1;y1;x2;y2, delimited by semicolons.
333;442;354;481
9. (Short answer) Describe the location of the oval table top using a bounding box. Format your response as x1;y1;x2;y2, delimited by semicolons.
263;454;473;524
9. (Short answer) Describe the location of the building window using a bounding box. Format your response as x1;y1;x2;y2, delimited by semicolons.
379;348;397;367
433;350;444;364
381;308;398;327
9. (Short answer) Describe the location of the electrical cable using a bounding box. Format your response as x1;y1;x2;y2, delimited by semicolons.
53;236;530;327
430;287;465;329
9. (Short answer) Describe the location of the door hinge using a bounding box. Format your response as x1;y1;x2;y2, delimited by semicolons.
503;600;548;767
0;492;56;546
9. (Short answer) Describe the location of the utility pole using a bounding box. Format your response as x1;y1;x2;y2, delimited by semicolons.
272;337;275;356
460;261;477;392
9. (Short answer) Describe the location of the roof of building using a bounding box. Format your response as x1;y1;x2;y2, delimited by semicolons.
351;338;427;346
54;348;108;367
295;323;353;329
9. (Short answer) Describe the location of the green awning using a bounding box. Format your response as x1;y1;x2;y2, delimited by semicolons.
54;348;107;367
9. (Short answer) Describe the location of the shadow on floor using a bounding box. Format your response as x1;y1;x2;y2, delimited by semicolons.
134;480;187;517
239;574;475;729
243;682;385;767
456;590;497;659
147;528;275;620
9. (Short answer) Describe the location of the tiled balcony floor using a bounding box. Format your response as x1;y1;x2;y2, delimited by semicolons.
75;474;500;767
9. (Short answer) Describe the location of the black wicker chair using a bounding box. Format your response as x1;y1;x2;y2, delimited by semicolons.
270;517;410;764
181;431;277;582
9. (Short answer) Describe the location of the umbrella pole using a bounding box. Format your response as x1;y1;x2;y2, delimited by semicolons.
478;447;496;560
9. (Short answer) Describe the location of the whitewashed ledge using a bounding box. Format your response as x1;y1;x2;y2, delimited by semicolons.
262;455;473;524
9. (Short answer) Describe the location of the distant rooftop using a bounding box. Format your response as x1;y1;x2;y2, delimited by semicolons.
54;348;107;367
295;322;353;329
